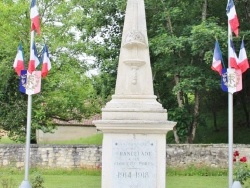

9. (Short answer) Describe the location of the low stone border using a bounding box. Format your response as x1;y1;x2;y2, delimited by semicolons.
0;144;249;169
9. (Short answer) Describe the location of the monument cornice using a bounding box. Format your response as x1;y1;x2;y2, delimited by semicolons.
94;120;176;134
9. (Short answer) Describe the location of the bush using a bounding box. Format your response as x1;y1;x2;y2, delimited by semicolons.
31;173;45;188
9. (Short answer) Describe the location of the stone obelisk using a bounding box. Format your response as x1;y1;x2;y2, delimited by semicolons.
93;0;176;187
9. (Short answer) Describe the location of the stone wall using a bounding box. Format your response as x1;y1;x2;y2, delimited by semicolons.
166;144;248;168
0;144;102;169
0;144;249;169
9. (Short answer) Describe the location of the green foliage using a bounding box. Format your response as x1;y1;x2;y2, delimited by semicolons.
72;0;126;101
0;0;101;142
234;163;250;185
233;151;250;185
168;107;192;142
2;0;250;144
0;0;30;142
145;0;230;142
31;173;45;188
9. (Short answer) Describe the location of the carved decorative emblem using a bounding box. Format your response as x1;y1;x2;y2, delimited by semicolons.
125;30;146;45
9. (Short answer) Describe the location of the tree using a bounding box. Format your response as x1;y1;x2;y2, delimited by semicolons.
0;0;30;142
144;0;228;143
146;0;250;143
0;0;100;142
71;0;126;103
73;0;250;143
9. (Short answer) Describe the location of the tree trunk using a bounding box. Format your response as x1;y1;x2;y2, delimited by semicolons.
162;3;182;144
174;74;183;108
173;126;180;143
186;0;207;143
202;0;207;21
244;1;250;20
187;90;200;143
172;74;183;143
166;11;173;34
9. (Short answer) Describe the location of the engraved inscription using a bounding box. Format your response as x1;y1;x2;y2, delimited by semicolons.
112;139;157;188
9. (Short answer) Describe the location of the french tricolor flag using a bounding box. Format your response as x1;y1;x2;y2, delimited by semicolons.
211;40;223;75
229;40;239;69
13;44;25;76
28;42;40;74
30;0;40;35
226;0;239;37
41;45;51;78
238;40;249;73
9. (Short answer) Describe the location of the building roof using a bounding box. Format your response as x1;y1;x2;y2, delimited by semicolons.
53;114;101;127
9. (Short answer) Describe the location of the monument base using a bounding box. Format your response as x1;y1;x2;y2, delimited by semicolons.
101;133;168;188
94;120;175;188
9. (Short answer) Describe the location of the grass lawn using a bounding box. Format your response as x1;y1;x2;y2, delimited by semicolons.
2;175;229;188
1;168;232;188
167;176;228;188
41;175;230;188
9;175;101;188
0;137;16;144
42;175;101;188
43;133;103;145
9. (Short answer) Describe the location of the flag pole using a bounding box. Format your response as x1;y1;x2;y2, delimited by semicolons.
19;30;35;188
227;5;234;188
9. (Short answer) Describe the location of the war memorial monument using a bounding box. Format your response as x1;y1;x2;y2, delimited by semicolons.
94;0;176;187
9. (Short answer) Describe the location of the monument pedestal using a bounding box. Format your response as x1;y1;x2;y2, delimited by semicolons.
94;95;176;188
95;128;175;188
105;134;161;188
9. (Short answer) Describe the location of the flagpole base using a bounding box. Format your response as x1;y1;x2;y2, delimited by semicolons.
19;180;32;188
232;181;242;188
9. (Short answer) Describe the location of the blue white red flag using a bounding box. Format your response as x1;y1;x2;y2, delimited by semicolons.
13;44;25;76
211;40;223;75
19;70;41;95
221;68;242;94
41;45;51;78
229;40;239;69
28;42;40;74
238;40;249;73
226;0;239;36
30;0;40;35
